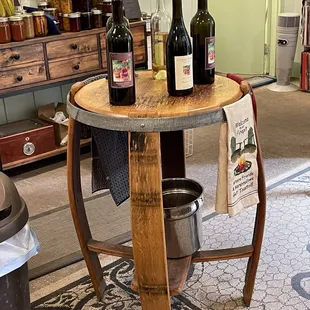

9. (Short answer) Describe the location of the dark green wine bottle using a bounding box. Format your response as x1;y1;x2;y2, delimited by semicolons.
106;0;136;105
166;0;193;97
190;0;215;85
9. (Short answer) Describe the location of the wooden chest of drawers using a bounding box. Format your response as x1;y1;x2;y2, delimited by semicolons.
0;21;147;96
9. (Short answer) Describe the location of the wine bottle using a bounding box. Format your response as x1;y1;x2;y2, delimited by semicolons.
150;0;171;78
106;7;130;32
190;0;215;85
106;0;136;106
166;0;193;96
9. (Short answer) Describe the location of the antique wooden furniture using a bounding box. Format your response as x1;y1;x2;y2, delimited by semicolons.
0;21;147;170
66;71;266;309
0;21;147;98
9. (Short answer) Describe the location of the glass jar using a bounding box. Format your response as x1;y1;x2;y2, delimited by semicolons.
60;0;72;14
58;12;63;30
62;13;70;31
44;7;57;17
32;11;48;37
47;0;61;13
0;17;11;44
69;12;81;32
91;9;102;28
23;14;35;39
38;2;48;10
9;16;25;42
81;12;92;30
99;0;111;14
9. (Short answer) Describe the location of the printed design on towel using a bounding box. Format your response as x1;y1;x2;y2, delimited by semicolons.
230;126;257;176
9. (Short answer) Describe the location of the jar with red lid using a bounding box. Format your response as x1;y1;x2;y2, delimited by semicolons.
32;11;48;37
9;16;25;42
0;17;11;44
69;12;81;32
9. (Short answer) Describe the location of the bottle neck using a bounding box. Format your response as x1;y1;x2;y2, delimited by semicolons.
156;0;166;11
112;0;123;24
198;0;208;10
173;0;183;20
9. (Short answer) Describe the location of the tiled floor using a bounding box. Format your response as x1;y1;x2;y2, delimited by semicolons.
31;167;310;309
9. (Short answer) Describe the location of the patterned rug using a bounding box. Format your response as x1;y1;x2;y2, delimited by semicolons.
31;167;310;310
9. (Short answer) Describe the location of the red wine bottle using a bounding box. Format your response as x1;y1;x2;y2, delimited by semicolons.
190;0;215;85
106;0;136;106
166;0;193;97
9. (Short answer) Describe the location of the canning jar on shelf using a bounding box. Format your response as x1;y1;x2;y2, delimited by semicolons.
81;12;92;30
44;8;57;17
23;14;35;39
62;13;70;31
0;17;11;44
60;0;72;14
32;11;48;37
91;9;102;28
69;12;81;32
38;2;48;10
9;16;25;42
48;0;61;13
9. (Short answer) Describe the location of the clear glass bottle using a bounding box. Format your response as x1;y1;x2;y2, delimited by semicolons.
150;0;171;78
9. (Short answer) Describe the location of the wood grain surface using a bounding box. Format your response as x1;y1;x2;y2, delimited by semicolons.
129;131;171;309
46;35;98;60
0;62;46;89
74;71;243;119
49;53;100;79
0;44;44;68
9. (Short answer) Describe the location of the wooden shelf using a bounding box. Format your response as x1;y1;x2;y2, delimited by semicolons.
131;256;192;296
3;138;91;170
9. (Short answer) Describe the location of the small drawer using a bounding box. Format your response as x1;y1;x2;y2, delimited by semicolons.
0;44;44;68
46;35;98;60
131;25;146;45
134;46;146;64
0;63;47;90
48;54;100;79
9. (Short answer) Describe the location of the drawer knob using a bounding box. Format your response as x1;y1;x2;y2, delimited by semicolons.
16;75;23;82
72;44;78;50
73;64;80;70
13;54;20;60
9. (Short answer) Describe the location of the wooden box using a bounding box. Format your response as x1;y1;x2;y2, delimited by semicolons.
38;103;69;146
0;119;56;165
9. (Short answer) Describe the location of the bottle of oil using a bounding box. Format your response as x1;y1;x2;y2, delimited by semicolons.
150;0;171;78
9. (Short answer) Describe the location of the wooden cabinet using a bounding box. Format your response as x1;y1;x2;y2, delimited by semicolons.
0;21;147;97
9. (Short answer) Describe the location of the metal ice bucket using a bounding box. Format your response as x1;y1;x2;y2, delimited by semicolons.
162;178;203;259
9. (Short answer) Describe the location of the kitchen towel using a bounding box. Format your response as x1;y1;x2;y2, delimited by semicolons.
215;93;259;216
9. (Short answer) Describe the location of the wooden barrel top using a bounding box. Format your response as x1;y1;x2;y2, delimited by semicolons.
74;71;243;119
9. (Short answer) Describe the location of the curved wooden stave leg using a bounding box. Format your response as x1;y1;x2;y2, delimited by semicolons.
243;125;266;306
67;117;106;300
129;132;171;310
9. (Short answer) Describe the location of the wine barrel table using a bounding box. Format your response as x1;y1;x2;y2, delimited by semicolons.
66;71;266;309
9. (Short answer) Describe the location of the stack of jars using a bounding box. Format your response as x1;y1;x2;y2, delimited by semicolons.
0;11;49;43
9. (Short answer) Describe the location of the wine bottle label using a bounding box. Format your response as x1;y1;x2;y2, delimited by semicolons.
205;37;215;69
109;52;134;88
174;54;193;90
